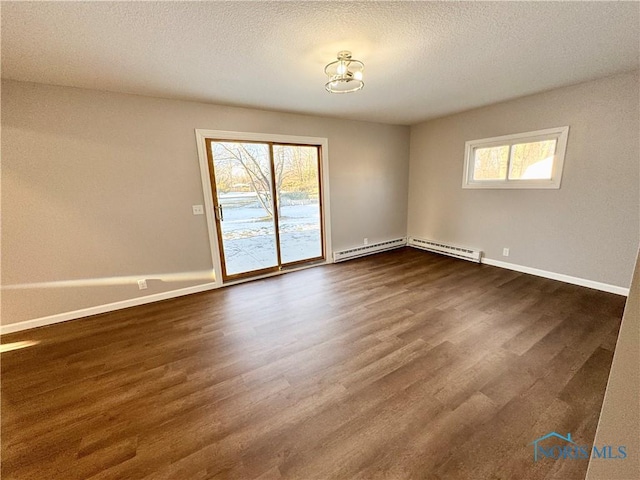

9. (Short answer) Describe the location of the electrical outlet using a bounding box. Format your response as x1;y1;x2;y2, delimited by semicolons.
503;248;510;257
364;238;369;245
138;279;148;290
192;205;204;215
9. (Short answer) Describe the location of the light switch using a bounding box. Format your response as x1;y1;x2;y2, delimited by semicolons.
192;205;204;215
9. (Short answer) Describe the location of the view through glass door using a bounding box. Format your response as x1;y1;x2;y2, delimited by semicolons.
206;139;324;281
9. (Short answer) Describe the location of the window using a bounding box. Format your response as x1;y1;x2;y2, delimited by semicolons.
462;126;569;189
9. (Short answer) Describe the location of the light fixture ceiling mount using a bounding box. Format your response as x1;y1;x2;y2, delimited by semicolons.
324;50;364;94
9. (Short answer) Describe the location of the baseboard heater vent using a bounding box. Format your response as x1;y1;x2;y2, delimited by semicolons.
333;238;407;262
408;237;482;263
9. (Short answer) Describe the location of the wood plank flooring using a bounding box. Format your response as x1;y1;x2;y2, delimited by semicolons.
1;248;625;479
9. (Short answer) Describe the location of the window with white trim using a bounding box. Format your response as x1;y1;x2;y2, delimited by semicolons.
462;126;569;189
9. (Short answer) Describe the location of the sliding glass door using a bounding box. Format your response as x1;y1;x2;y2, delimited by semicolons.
206;139;324;281
273;145;323;264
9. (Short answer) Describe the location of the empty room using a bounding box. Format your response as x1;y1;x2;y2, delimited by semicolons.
1;2;639;479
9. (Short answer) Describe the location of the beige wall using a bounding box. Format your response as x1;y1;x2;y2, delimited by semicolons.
3;72;638;326
586;249;640;479
408;72;640;288
1;80;410;325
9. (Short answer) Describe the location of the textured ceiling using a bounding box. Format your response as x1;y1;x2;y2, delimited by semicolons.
2;1;639;125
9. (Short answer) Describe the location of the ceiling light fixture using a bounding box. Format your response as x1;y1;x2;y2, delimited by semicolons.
324;50;364;94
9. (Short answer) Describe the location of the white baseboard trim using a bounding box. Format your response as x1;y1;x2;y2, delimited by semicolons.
0;282;219;335
3;255;628;334
481;258;629;296
1;259;334;335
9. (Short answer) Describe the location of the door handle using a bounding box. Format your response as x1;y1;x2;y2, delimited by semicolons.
216;205;224;221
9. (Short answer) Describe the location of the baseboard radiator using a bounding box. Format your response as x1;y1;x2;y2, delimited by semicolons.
333;238;407;262
408;237;482;263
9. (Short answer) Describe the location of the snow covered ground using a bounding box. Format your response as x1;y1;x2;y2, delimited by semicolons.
219;203;321;275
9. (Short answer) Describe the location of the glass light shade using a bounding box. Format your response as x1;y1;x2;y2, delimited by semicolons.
324;50;364;93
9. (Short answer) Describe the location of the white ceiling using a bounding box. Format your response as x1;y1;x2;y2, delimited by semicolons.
2;1;639;125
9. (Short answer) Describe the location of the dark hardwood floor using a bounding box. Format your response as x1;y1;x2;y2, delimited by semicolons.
1;248;625;479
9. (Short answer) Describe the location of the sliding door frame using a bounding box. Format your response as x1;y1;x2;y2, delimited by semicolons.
205;138;280;282
195;130;332;286
271;142;326;269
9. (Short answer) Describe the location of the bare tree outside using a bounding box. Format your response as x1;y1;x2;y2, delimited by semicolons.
473;145;509;180
213;142;280;218
509;140;556;179
473;140;556;181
